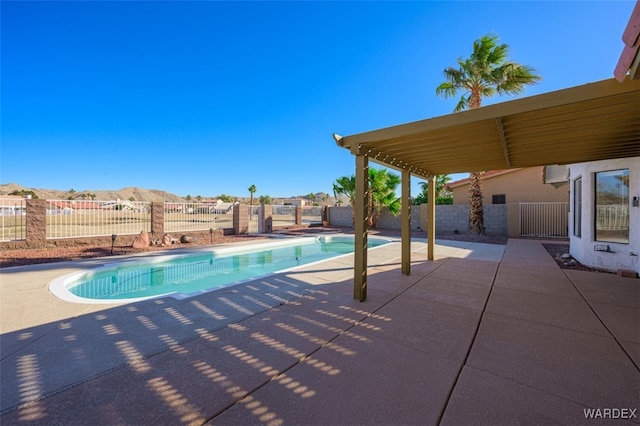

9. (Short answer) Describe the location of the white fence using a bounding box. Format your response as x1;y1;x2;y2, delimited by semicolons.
164;202;234;233
596;205;629;230
519;202;568;238
272;205;296;228
47;200;151;239
0;199;27;242
302;206;322;225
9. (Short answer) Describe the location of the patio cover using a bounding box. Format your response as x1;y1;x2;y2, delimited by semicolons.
334;77;640;301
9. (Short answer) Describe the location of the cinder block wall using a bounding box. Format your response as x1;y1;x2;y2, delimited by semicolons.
376;206;421;230
328;206;353;227
329;204;508;235
483;205;508;235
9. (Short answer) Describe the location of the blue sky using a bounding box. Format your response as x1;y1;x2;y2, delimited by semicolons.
1;1;634;199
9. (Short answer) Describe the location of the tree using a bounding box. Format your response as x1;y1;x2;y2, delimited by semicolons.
436;33;541;234
333;168;401;228
258;195;272;205
67;189;76;200
185;195;192;201
219;194;234;203
9;189;38;199
248;184;257;206
413;175;453;205
306;193;317;205
419;175;451;199
196;195;202;202
128;196;136;202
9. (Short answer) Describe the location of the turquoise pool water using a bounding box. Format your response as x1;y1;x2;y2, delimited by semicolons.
51;236;392;303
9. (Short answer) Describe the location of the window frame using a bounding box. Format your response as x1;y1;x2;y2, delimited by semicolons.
594;168;629;244
573;177;582;238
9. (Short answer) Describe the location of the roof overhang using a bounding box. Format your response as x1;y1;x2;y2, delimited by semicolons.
334;77;640;180
615;1;640;82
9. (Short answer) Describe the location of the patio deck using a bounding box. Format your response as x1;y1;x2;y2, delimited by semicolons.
0;238;638;425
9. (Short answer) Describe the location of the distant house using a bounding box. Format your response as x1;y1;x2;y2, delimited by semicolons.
447;167;569;205
0;195;27;216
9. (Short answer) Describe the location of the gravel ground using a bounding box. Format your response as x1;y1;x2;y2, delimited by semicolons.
0;234;267;269
0;226;605;274
541;242;615;274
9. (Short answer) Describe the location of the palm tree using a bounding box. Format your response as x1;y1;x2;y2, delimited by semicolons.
248;184;257;206
413;175;452;205
333;168;401;228
419;175;451;199
436;33;541;234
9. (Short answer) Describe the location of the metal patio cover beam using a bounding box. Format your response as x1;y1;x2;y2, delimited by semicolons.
335;77;640;178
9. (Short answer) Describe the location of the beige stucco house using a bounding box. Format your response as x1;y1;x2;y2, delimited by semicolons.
448;166;569;205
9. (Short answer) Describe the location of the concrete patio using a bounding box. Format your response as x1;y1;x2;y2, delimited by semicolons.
0;237;638;425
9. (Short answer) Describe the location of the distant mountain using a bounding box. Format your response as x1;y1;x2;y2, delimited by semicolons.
0;183;188;203
0;184;351;205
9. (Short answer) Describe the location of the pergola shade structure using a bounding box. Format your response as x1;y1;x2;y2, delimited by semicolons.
334;77;640;301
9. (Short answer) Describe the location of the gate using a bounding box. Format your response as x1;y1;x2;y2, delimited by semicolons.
519;202;568;238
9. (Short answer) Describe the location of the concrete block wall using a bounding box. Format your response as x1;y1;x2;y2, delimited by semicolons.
376;206;421;230
328;206;353;227
483;205;508;235
329;204;509;236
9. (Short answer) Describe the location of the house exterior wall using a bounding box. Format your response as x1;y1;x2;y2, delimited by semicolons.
450;167;569;205
569;157;639;275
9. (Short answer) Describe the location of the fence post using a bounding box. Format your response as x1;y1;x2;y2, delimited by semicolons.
233;204;249;234
26;199;47;248
151;202;164;239
507;203;520;237
322;206;329;226
295;207;302;226
259;205;273;233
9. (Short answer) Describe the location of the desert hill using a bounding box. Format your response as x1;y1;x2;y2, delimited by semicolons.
0;184;349;206
0;183;188;203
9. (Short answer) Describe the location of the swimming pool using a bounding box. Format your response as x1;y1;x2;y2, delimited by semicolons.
49;235;393;304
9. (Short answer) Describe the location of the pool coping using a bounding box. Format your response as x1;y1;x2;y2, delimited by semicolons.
47;234;399;305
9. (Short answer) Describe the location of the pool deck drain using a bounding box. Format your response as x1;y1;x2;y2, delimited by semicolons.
1;238;638;424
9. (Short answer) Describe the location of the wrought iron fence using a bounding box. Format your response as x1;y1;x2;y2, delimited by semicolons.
47;200;151;239
596;205;629;230
519;202;568;238
302;206;322;225
164;202;234;233
248;205;259;234
272;205;297;228
0;199;27;242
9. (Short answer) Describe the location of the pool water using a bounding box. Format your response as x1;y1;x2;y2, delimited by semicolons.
53;236;391;303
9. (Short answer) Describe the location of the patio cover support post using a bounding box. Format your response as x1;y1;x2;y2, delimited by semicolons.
401;170;411;275
354;153;369;301
427;175;436;260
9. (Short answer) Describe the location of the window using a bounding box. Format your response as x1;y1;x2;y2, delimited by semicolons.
573;177;582;237
595;169;629;243
492;194;506;204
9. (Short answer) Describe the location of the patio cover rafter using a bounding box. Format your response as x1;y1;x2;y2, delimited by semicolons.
336;77;640;176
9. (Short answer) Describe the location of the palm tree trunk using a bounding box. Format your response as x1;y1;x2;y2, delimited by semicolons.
468;171;485;234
